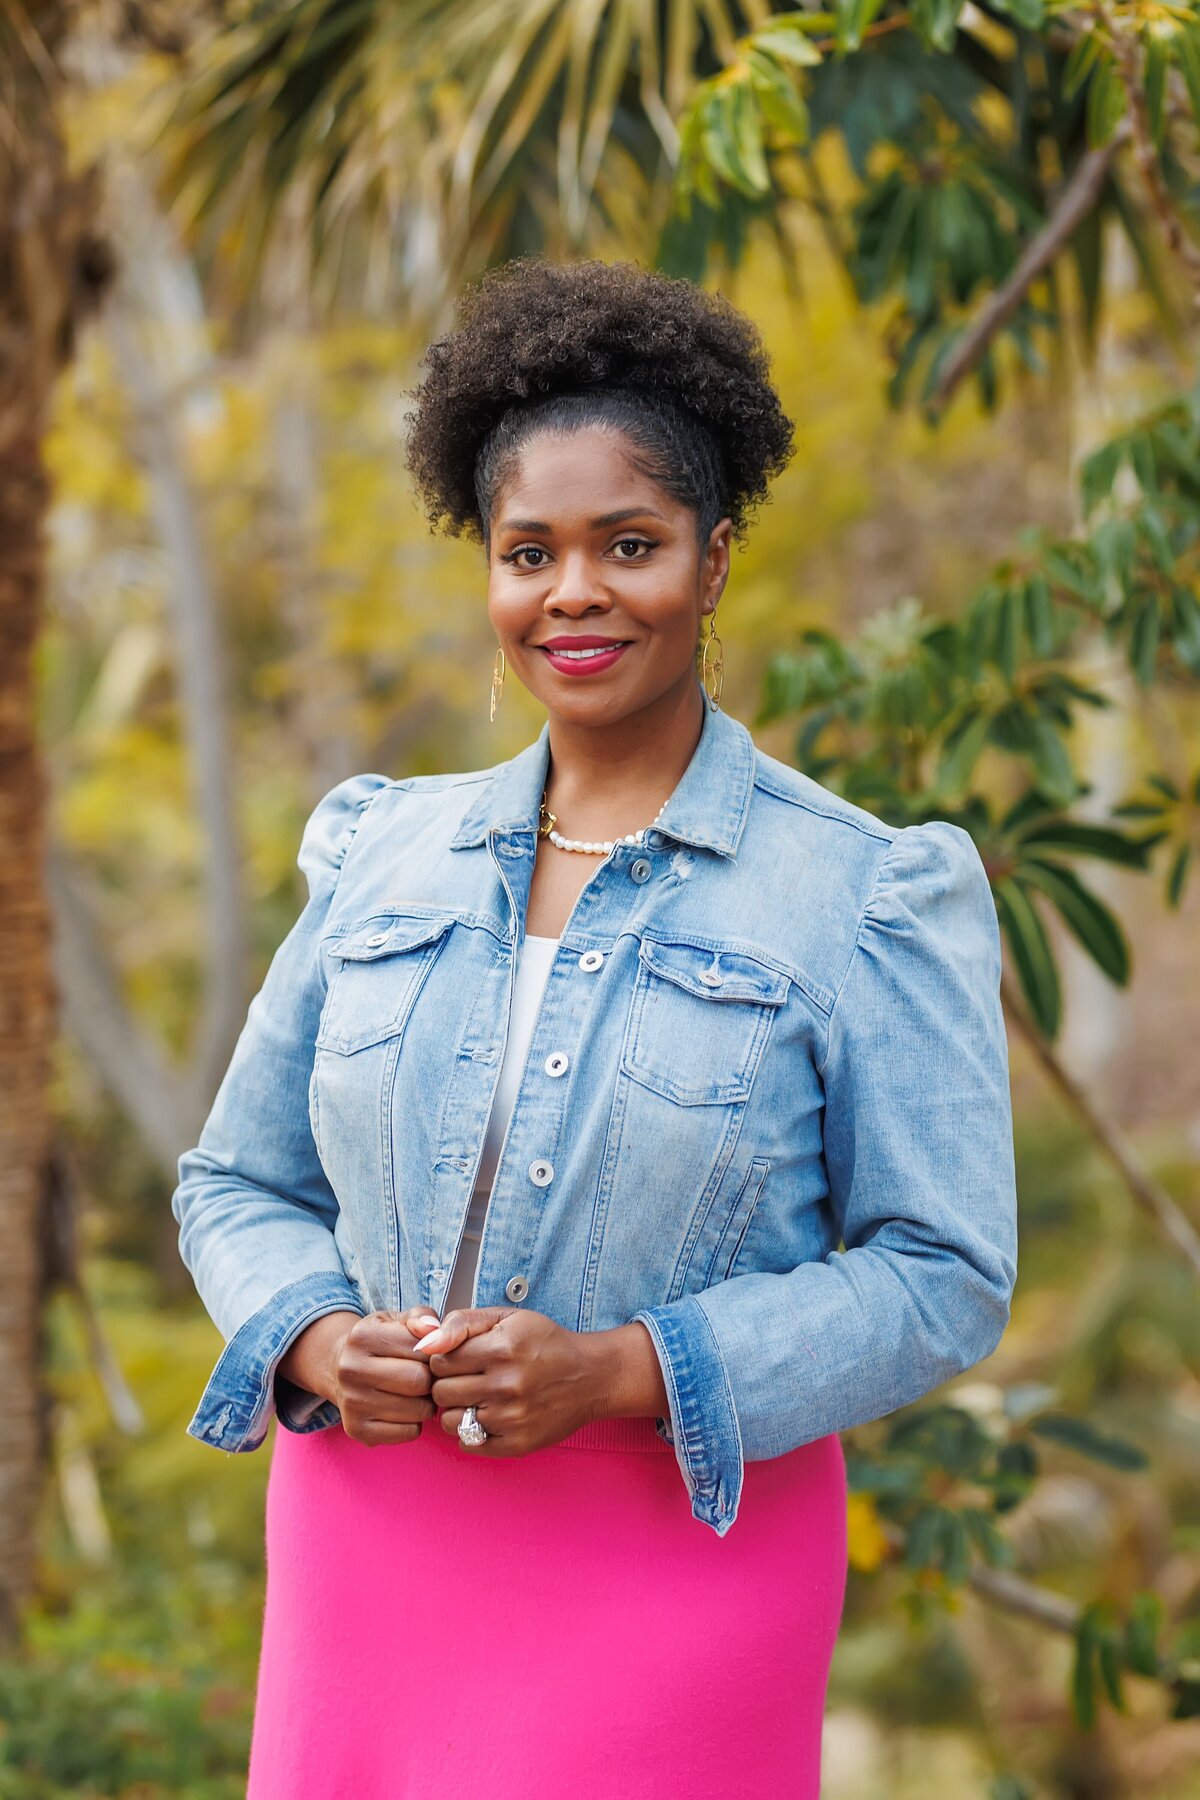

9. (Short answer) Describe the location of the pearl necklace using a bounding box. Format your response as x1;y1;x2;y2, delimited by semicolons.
538;788;668;856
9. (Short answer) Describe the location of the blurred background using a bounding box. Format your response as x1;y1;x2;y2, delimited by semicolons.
2;2;1199;1795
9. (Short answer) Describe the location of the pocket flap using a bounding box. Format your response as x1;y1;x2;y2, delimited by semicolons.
327;912;457;962
637;937;790;1007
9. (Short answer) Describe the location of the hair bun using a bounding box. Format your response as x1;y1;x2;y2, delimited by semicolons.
404;258;794;544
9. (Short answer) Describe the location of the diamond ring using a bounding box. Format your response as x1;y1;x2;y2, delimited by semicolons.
457;1405;487;1448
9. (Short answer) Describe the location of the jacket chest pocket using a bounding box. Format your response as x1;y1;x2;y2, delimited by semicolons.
620;936;790;1105
317;912;457;1055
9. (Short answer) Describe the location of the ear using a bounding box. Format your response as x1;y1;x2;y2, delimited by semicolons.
703;517;732;608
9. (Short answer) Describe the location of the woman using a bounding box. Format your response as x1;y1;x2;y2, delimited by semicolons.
172;258;1018;1798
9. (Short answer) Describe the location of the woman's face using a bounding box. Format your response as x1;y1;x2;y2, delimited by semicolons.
486;426;731;726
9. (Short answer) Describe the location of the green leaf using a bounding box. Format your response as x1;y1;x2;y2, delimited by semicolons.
1044;545;1102;607
999;788;1059;835
1027;713;1079;807
961;1506;1015;1569
989;0;1044;26
750;25;824;66
1086;57;1126;149
1014;860;1130;983
994;877;1062;1037
1098;1633;1126;1712
701;88;761;198
744;49;810;140
1079;438;1122;516
1145;38;1168;148
1171;588;1200;672
1028;1411;1149;1470
1073;1611;1098;1728
1137;505;1175;575
1173;23;1200;125
1129;594;1162;686
938;1509;971;1584
1110;799;1168;819
1125;1592;1165;1678
1166;840;1191;908
1130;431;1158;493
935;707;991;794
1017;820;1157;869
993;586;1022;683
834;0;886;53
1023;574;1057;655
730;80;771;193
905;1503;945;1570
1063;27;1103;101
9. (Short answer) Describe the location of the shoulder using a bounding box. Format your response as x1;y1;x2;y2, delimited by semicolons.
746;744;994;972
750;744;897;851
750;744;985;886
296;757;507;887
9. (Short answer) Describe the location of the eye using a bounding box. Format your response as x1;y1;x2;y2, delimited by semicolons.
611;536;660;559
499;545;550;569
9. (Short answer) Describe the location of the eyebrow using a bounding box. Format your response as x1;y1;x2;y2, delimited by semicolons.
498;508;668;533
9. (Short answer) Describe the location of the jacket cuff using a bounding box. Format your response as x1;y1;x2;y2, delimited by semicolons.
186;1271;365;1452
632;1295;744;1536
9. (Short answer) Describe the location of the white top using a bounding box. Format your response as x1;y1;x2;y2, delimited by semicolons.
441;933;560;1316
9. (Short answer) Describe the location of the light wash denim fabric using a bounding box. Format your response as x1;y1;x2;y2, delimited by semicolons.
172;682;1018;1536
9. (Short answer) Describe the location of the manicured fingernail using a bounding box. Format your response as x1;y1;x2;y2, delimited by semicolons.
415;1315;439;1329
415;1331;448;1353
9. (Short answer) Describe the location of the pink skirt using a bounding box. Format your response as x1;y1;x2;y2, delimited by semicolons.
247;1411;848;1799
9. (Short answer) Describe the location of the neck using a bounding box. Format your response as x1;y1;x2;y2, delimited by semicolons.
542;676;706;833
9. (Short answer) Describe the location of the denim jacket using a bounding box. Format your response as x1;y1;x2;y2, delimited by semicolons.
172;684;1018;1536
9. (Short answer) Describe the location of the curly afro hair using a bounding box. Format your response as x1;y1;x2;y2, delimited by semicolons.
402;257;795;553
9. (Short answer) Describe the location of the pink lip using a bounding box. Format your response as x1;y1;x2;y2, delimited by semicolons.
536;639;632;677
537;635;628;649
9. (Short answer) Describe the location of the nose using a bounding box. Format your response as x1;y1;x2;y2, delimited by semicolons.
545;549;613;616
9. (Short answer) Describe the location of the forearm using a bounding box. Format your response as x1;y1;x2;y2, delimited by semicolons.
581;1320;670;1422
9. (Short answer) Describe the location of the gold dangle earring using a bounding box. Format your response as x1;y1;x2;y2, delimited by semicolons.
699;608;724;712
489;645;506;723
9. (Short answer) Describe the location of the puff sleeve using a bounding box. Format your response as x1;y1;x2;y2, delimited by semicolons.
633;820;1018;1535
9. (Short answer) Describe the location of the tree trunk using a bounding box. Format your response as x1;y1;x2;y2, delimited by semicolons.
0;2;112;1642
0;419;55;1643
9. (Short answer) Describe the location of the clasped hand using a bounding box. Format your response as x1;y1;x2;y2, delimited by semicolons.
328;1304;602;1456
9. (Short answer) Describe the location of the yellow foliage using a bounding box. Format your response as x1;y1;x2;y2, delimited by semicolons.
846;1491;890;1573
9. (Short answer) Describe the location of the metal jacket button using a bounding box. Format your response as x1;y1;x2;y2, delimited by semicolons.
528;1158;554;1186
365;932;390;946
698;969;723;987
578;949;604;971
505;1274;530;1303
630;857;652;884
544;1052;569;1077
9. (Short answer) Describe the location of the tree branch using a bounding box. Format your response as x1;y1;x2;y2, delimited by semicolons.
106;270;250;1100
1001;974;1200;1279
45;841;205;1178
880;1519;1080;1632
928;121;1131;417
1097;2;1200;302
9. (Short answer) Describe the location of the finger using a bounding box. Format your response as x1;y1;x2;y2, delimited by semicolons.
409;1305;512;1358
353;1312;431;1359
440;1406;502;1452
348;1392;436;1426
429;1374;502;1410
425;1316;518;1378
347;1418;427;1447
399;1305;442;1338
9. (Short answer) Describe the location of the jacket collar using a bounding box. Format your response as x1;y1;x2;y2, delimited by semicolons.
449;681;756;860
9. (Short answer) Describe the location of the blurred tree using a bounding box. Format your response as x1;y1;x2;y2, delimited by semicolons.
0;0;116;1644
150;0;1200;1761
